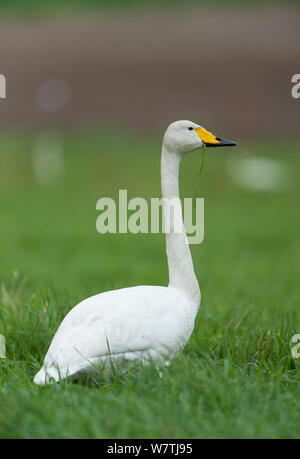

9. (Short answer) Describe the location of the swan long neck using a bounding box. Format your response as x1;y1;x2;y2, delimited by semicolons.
161;144;200;301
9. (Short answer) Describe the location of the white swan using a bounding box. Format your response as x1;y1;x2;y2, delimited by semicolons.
34;120;236;385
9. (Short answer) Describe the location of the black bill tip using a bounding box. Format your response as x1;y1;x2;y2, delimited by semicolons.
205;137;237;147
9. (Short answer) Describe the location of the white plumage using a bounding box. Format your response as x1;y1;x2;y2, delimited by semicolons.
34;120;236;385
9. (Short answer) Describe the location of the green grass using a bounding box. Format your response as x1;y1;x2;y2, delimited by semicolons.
0;0;295;15
0;130;300;438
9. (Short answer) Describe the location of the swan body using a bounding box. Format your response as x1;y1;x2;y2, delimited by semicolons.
34;286;196;384
34;120;236;385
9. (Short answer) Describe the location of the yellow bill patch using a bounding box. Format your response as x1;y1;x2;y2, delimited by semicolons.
194;127;220;145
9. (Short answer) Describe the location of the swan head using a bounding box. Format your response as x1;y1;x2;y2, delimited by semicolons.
163;120;237;155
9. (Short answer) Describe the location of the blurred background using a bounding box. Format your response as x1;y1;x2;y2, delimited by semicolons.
0;0;299;315
0;1;299;136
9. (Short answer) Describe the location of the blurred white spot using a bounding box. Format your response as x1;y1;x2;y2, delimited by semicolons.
227;156;294;192
37;79;71;112
32;131;64;186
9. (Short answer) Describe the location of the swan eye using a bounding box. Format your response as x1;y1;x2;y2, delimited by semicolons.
188;127;194;130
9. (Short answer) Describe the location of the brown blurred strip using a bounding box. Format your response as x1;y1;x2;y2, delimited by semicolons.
0;8;299;138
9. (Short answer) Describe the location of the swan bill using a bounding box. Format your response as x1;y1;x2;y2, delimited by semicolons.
194;127;237;147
